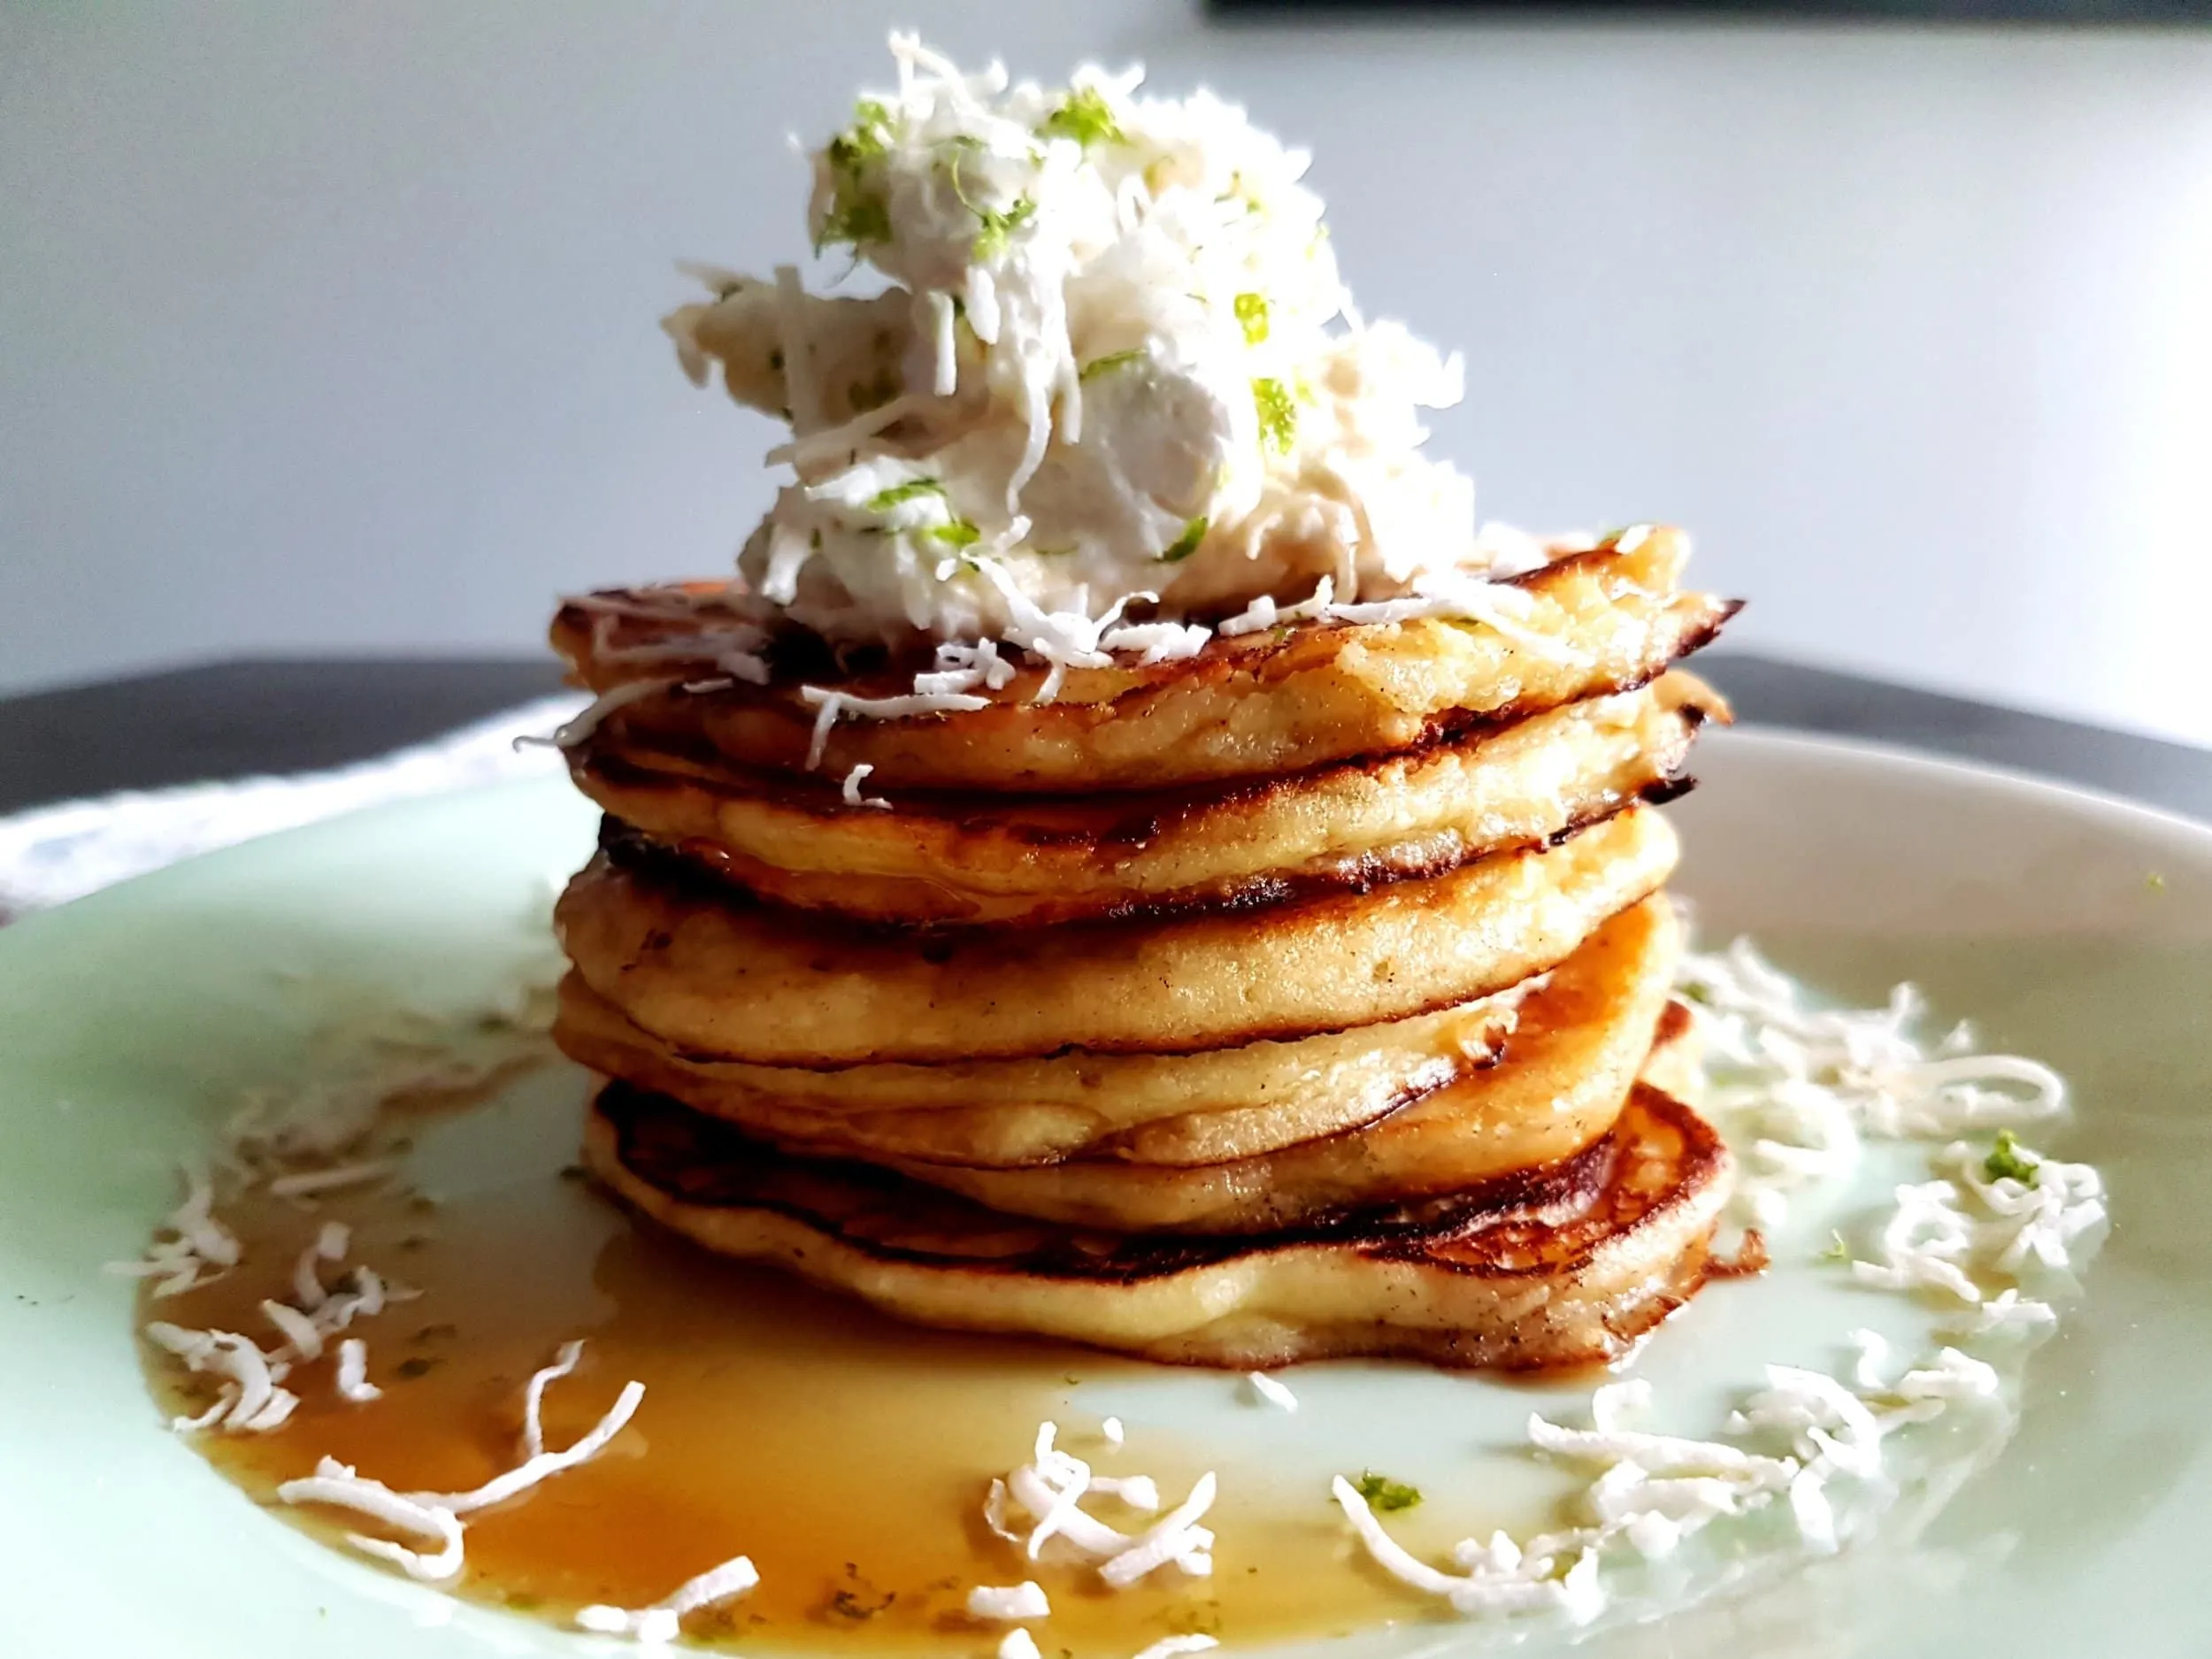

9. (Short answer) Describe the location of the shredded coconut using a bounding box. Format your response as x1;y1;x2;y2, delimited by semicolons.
989;1422;1215;1585
266;1159;397;1202
1332;1476;1603;1622
291;1222;349;1310
145;1321;298;1434
1217;579;1334;638
1098;1471;1217;1586
967;1581;1052;1620
983;1479;1022;1543
1129;1639;1219;1659
520;1339;584;1460
1847;1329;1893;1392
575;1604;680;1644
1527;1414;1795;1487
644;37;1598;727
578;1553;760;1641
409;1379;644;1517
171;1387;239;1434
1101;1416;1125;1447
278;1340;642;1587
530;677;677;750
1943;1288;2059;1340
1893;1348;2000;1405
1681;937;2070;1234
1334;1274;2051;1625
1000;1632;1043;1659
335;1337;381;1404
278;1460;466;1581
801;685;992;767
1847;1134;2108;1303
1244;1371;1297;1412
841;762;893;809
1097;620;1211;664
1087;1474;1160;1510
261;1297;326;1361
105;1165;241;1297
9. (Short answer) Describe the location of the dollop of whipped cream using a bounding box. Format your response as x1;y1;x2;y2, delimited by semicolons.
665;34;1548;664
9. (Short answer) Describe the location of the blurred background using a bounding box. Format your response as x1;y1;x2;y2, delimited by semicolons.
4;3;2210;741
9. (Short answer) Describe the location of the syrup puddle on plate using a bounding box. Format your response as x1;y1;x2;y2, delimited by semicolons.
134;951;2098;1657
141;1059;1498;1655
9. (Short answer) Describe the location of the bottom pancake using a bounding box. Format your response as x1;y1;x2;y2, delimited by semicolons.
582;1076;1733;1371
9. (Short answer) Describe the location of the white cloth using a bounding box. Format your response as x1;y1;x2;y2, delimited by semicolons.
0;696;582;918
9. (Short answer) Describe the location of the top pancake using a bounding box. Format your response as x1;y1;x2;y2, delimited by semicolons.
555;527;1738;794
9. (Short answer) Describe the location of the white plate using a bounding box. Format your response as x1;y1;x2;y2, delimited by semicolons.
2;727;2208;1657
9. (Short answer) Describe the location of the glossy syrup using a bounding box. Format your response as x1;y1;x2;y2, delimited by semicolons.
141;1070;1471;1656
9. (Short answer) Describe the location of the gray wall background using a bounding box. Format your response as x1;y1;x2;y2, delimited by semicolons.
5;3;2211;741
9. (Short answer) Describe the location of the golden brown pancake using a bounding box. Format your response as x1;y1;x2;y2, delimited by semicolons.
845;901;1683;1232
554;803;1679;1065
581;1076;1732;1371
567;674;1724;926
554;972;1530;1169
557;898;1679;1233
554;529;1739;793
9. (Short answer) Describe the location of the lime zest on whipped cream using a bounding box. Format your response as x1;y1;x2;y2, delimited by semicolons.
660;34;1564;722
1158;516;1210;565
1983;1129;2040;1186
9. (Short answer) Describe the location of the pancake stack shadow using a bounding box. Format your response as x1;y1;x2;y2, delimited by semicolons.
549;528;1746;1370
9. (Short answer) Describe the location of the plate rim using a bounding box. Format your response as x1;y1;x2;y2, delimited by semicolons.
4;719;2210;950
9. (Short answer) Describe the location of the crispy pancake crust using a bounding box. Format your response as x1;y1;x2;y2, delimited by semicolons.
555;803;1679;1065
557;899;1679;1232
554;529;1739;793
568;675;1724;926
554;972;1529;1168
581;1074;1732;1371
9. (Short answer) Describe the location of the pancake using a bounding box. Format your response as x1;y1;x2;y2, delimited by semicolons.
554;972;1530;1169
581;1076;1732;1371
557;898;1677;1222
555;803;1679;1065
567;674;1724;926
555;529;1740;794
842;902;1683;1232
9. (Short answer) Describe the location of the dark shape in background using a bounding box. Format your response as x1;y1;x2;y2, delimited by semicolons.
1213;0;2209;20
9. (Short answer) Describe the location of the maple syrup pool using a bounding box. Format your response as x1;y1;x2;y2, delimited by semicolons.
136;1061;1545;1656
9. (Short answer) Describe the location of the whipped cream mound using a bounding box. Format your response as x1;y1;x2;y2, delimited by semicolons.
664;33;1550;660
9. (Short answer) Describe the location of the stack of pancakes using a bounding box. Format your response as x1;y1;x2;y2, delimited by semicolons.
553;527;1743;1369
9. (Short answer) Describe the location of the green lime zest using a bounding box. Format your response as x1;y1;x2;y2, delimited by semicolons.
1985;1130;2040;1187
864;478;947;512
923;519;982;549
828;99;895;168
1157;516;1209;565
1252;377;1296;453
1079;348;1146;381
941;146;1036;262
972;195;1036;261
1352;1471;1421;1512
1038;86;1125;148
1234;291;1270;345
817;188;891;253
818;100;897;253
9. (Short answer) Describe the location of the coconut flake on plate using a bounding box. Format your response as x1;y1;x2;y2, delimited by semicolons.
577;1552;761;1642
